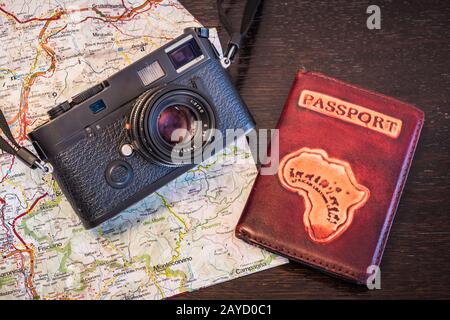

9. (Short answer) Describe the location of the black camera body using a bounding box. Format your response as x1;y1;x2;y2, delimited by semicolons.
28;28;255;229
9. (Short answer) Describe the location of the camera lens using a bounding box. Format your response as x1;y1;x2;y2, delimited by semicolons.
157;105;197;145
129;86;216;166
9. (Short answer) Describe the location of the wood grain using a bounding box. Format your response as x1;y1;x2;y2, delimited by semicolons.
176;0;450;299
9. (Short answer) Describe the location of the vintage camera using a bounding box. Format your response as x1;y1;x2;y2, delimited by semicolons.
28;28;255;229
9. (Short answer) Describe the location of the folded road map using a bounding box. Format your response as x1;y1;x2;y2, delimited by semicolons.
0;0;287;299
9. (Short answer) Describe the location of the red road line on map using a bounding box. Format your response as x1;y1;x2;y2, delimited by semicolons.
0;196;12;241
9;192;47;298
0;0;158;25
0;155;15;183
16;20;66;139
0;197;8;236
0;0;160;139
0;0;162;297
0;6;63;24
11;193;48;250
3;9;65;137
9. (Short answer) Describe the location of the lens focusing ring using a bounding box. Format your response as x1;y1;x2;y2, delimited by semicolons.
129;86;216;166
129;89;161;162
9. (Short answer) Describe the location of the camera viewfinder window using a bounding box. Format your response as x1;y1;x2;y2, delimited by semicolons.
168;39;202;71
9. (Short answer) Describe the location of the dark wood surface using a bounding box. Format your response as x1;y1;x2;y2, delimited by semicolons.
177;0;450;299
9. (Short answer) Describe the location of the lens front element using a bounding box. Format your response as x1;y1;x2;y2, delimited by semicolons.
129;86;216;166
157;105;197;145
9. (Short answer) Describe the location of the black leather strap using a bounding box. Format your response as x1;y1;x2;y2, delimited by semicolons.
0;109;47;171
217;0;262;62
0;109;20;155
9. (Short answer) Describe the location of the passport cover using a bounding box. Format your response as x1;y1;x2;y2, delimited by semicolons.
236;71;424;283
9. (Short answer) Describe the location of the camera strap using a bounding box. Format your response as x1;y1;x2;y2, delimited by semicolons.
0;109;49;173
217;0;262;68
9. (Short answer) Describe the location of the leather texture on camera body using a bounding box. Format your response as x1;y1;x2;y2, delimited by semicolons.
173;58;253;131
235;71;424;283
52;117;175;227
50;58;254;229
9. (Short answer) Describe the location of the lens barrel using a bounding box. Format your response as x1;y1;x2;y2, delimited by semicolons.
129;86;216;166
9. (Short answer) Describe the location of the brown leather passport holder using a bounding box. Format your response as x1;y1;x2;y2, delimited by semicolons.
236;71;424;283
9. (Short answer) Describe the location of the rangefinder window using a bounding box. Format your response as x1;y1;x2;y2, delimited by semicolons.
167;38;203;72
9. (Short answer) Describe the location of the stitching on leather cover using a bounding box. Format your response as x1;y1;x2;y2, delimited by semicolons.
238;230;360;279
237;71;424;283
303;71;424;115
303;71;424;267
373;114;423;265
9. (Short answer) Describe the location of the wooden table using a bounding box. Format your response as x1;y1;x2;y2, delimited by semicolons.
177;0;450;299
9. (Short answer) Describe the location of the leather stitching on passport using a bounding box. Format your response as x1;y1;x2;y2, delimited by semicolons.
305;72;424;114
238;72;424;282
238;230;360;279
372;114;423;266
304;72;424;270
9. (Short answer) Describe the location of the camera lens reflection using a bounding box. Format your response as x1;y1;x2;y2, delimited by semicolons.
157;105;197;145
